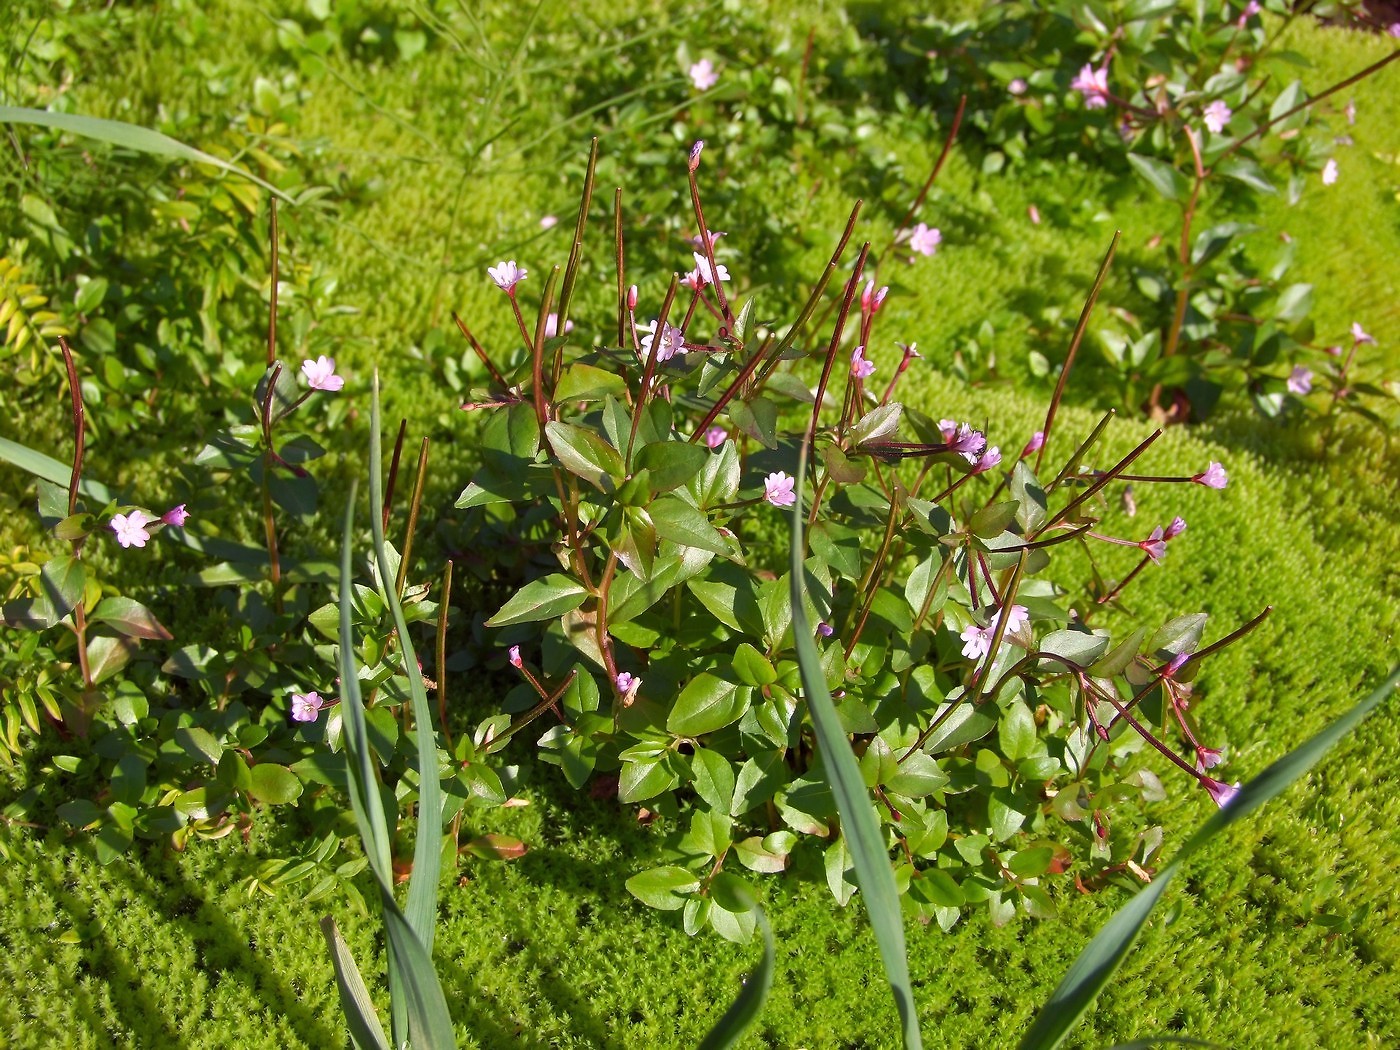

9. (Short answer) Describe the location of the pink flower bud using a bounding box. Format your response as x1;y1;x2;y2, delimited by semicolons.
688;140;704;172
627;284;638;310
508;645;523;669
1019;431;1044;459
1163;516;1186;540
161;504;190;527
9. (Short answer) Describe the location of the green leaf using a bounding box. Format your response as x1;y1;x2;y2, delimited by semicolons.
1009;462;1048;533
38;555;85;622
850;403;903;447
1145;614;1207;656
1018;666;1398;1050
697;884;774;1049
248;763;304;805
625;865;700;911
1217;158;1276;194
669;674;752;736
545;420;624;491
1191;223;1258;268
553;362;627;404
649;496;732;555
486;574;589;627
90;597;173;641
728;397;778;449
634;441;708;494
1126;153;1188;202
1273;283;1313;324
320;918;391;1050
1037;629;1110;668
788;446;922;1049
618;747;679;803
732;643;778;687
998;700;1037;762
86;636;135;685
691;748;737;812
690;439;741;508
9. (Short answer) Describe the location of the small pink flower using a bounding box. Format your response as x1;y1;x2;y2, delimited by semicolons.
850;345;876;379
940;420;987;459
688;58;718;91
970;446;1002;475
1001;604;1029;633
301;355;345;392
704;426;728;449
291;691;326;723
543;313;574;338
908;223;942;257
1161;652;1191;678
1287;366;1313;396
539;215;559;230
764;471;797;508
1324;344;1342;357
1070;63;1110;109
1351;322;1375;345
616;672;642;705
1203;100;1232;135
639;320;686;362
1028;204;1041;225
110;511;153;549
1138;526;1167;563
1389;22;1400;37
1195;746;1224;772
1192;461;1228;489
1345;99;1356;126
1020;431;1044;459
508;645;523;669
817;622;835;639
488;260;528;293
860;279;889;314
1202;776;1241;808
1008;78;1027;96
1321;159;1338;186
627;284;639;310
960;623;992;660
690;229;726;251
1237;1;1260;27
1163;516;1187;540
161;504;190;527
690;252;730;285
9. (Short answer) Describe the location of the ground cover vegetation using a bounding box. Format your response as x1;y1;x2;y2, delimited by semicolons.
1;0;1397;1046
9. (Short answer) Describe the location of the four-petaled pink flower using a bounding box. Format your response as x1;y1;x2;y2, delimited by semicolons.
850;345;876;379
1001;604;1029;634
1321;159;1338;186
690;229;726;251
111;510;153;549
689;58;719;91
508;645;523;669
1201;776;1241;808
970;446;1002;475
908;223;942;257
960;623;992;660
1193;461;1228;489
639;320;686;362
704;426;728;449
690;252;730;285
1020;431;1044;459
1287;366;1313;396
543;313;574;338
291;691;326;723
764;471;797;508
1195;746;1224;773
301;355;345;392
939;419;987;460
1138;525;1167;563
1203;100;1232;135
616;672;642;705
1351;322;1375;345
1070;63;1110;109
488;260;528;294
161;504;190;527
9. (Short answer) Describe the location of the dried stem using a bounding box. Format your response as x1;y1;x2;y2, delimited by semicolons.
876;95;966;273
395;438;430;599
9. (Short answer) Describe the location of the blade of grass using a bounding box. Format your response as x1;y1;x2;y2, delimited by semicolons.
697;888;775;1050
1017;664;1399;1050
319;917;391;1050
0;106;293;202
789;442;922;1049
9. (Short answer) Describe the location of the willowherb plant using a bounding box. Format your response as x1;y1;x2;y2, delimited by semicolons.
912;0;1397;426
455;139;1269;941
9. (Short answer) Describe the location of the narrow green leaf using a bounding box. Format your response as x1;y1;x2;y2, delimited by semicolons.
319;918;391;1050
697;885;775;1050
789;444;922;1049
486;574;589;627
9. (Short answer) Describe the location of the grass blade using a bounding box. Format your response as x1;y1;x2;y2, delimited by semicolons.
0;106;293;202
697;889;775;1050
788;443;922;1049
0;436;114;504
319;917;391;1050
1018;665;1399;1050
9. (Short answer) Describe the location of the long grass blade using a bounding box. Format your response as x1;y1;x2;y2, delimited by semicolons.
319;917;391;1050
0;436;114;503
697;888;775;1050
1018;665;1399;1050
788;443;922;1049
0;106;293;202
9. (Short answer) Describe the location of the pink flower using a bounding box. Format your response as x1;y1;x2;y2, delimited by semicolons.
1164;516;1187;540
970;446;1002;475
817;622;835;638
1070;63;1110;109
616;672;642;705
690;252;730;285
110;511;152;549
1138;525;1167;563
1020;431;1044;459
704;426;728;449
639;320;686;362
290;691;326;723
1345;99;1356;126
1237;1;1260;26
1028;204;1041;225
1195;746;1225;772
301;355;344;392
488;260;527;293
690;229;726;251
1389;22;1400;37
1321;159;1338;186
1202;776;1241;808
1287;366;1312;396
764;471;797;508
860;279;889;314
544;313;574;338
960;623;992;660
908;223;942;257
1203;100;1232;134
1192;461;1228;489
850;345;876;379
539;214;559;230
508;645;523;669
689;58;719;91
1351;322;1375;345
1161;652;1191;678
1001;604;1029;633
627;284;638;310
161;504;190;527
1008;78;1027;96
688;140;705;172
939;420;987;459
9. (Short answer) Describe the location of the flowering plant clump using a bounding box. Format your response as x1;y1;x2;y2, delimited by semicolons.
913;0;1397;427
454;143;1268;939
